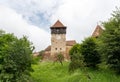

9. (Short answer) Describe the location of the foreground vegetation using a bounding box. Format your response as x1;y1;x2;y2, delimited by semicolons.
69;7;120;73
0;30;33;81
31;62;120;82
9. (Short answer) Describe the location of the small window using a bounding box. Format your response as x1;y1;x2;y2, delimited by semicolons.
55;48;57;50
60;48;62;50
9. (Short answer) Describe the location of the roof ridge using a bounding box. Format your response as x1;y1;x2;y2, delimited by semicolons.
51;20;66;28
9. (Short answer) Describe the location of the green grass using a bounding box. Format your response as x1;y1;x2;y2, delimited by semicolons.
31;62;120;82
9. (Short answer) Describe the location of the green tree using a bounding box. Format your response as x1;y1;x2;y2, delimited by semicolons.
80;37;101;68
69;44;84;72
57;53;64;65
53;52;64;66
0;30;34;82
100;8;120;73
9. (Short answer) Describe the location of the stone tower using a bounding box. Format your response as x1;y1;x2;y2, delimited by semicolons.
50;20;67;59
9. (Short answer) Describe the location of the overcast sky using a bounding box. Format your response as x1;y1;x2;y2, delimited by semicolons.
0;0;120;51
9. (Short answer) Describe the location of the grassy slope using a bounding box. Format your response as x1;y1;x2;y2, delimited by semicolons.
31;62;120;82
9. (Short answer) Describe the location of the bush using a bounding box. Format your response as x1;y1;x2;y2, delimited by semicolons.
0;30;34;81
53;52;64;66
69;44;85;72
99;8;120;74
69;53;85;72
80;37;101;68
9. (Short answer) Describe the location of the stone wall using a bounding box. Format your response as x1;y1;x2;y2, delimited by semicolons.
51;34;66;59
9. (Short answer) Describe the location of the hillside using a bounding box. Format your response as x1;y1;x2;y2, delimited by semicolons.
31;62;120;82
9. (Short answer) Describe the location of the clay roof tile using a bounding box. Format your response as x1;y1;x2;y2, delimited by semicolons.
66;40;76;46
45;45;51;51
51;20;66;28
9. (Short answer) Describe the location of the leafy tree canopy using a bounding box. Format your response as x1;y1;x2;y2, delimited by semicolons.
69;44;84;72
99;7;120;73
0;30;34;82
80;37;101;68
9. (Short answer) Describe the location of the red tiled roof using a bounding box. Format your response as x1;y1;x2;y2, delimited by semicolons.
51;20;66;28
92;25;103;37
66;40;76;46
45;45;51;51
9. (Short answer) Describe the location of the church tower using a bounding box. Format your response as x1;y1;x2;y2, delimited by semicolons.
50;20;67;59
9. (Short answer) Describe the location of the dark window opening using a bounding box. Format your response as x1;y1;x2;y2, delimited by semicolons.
60;48;62;50
55;48;57;50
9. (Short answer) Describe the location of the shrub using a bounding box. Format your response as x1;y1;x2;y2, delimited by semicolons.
0;30;34;81
80;37;101;68
69;44;85;72
99;8;120;74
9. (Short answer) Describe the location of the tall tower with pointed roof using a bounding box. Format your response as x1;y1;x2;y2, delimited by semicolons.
50;20;67;59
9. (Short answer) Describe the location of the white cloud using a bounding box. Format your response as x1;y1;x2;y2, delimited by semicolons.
0;0;120;50
0;5;50;51
0;0;61;28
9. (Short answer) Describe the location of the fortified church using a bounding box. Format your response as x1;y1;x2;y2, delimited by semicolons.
42;20;103;61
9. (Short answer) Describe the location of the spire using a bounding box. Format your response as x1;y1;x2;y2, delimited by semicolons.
92;25;103;37
51;20;66;28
